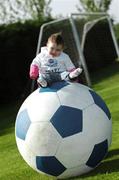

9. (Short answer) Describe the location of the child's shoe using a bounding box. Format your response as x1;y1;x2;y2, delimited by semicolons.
61;71;70;80
37;75;47;87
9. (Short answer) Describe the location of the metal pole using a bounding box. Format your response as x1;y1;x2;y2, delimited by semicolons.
107;16;119;57
81;16;108;50
71;12;108;16
69;15;91;86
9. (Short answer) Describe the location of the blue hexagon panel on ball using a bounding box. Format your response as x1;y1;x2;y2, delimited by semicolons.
15;81;112;179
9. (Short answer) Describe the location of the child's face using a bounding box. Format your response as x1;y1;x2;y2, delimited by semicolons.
47;41;63;57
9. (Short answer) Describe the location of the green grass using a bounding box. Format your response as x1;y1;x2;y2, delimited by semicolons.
0;62;119;180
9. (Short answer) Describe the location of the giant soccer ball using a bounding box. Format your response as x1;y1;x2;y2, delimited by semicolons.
15;81;112;179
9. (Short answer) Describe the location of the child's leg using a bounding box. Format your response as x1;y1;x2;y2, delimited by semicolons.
45;72;62;85
37;68;82;87
37;72;62;87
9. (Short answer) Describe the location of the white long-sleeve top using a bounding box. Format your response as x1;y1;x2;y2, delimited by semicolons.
31;47;75;74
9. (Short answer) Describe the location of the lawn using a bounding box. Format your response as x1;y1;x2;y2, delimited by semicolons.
0;62;119;180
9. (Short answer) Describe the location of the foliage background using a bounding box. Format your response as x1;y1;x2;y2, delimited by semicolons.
0;18;52;104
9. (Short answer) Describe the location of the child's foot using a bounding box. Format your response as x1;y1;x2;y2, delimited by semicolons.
69;68;83;79
61;71;70;80
37;76;47;87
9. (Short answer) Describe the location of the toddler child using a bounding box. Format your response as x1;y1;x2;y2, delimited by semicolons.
29;33;82;87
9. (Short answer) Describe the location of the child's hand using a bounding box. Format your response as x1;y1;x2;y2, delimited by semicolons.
69;67;83;79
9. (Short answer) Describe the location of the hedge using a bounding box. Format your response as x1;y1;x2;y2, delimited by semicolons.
0;19;52;105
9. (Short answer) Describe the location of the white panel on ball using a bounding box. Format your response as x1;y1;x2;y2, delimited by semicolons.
25;89;60;123
56;133;94;168
16;137;37;170
57;164;92;179
25;122;62;156
57;83;94;110
83;104;112;146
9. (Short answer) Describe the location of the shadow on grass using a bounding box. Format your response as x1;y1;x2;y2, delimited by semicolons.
90;61;119;84
68;149;119;180
106;149;119;159
80;159;119;180
62;157;119;180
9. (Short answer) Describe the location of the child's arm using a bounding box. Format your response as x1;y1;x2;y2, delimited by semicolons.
64;54;76;72
63;54;83;80
29;54;41;80
65;54;83;73
29;64;39;80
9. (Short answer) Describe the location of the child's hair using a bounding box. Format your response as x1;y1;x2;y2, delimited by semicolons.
47;33;64;47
